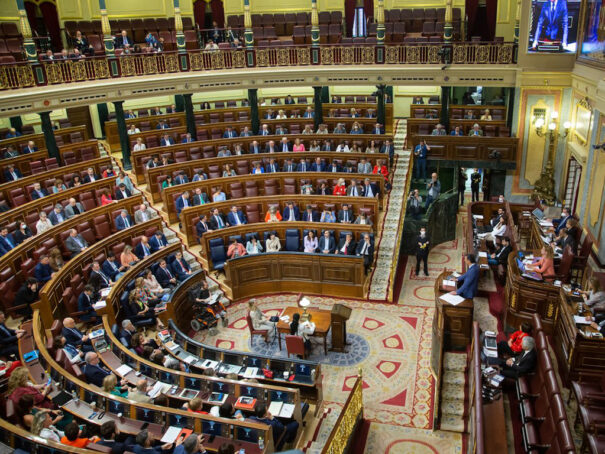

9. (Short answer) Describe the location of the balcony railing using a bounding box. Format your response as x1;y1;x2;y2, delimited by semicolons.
0;41;516;91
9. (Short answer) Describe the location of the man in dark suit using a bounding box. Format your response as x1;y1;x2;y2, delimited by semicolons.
155;259;178;288
356;233;374;274
316;183;331;195
489;236;512;266
297;158;309;172
249;404;299;451
227;205;247;226
265;159;280;173
326;161;341;173
115;184;132;200
336;233;356;255
65;228;88;256
554;228;576;255
499;337;537;378
249;141;261;154
0;227;17;255
4;164;22;181
282;159;296;172
321;140;333;151
34;255;55;284
196;215;211;240
181;133;194;143
171;251;191;281
175;191;191;217
134;236;152;259
3;145;19;159
174;172;188;185
115;30;132;48
346;180;363;197
223;126;237;138
470;168;481;202
118;320;137;346
554;207;572;235
114;210;133;230
78;285;98;322
260;124;272;136
337;205;353;224
84;167;101;183
302;205;319;222
264;140;277;153
160;134;175;147
209;208;228;230
532;0;568;49
98;420;134;454
452;254;480;299
149;231;168;252
311;158;325;172
318;230;335;254
416;227;429;276
61;317;93;352
103;252;126;281
279;137;290;151
89;261;113;294
83;351;111;387
22;141;38;154
48;204;66;225
372;123;384;134
192;188;209;206
283;202;300;221
0;310;24;358
30;183;48;200
363;178;379;198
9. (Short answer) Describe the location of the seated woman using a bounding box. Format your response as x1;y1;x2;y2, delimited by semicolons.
580;276;605;311
304;231;318;253
48;247;65;272
222;164;237;178
265;205;282;222
526;245;555;278
320;209;336;223
14;222;32;244
480;108;492;121
373;160;389;179
332;178;346;196
51;178;67;194
142;268;171;303
303;125;314;135
216;401;244;421
227;239;246;258
53;336;83;364
350;122;363;134
289;313;315;354
252;163;264;174
102;373;131;398
124;289;159;328
497;322;532;358
365;140;378;153
31;410;64;442
120;245;139;268
354;213;373;226
100;188;114;206
300;180;314;195
194;280;227;324
70;175;82;188
309;139;320;151
161;175;174;190
266;232;281;252
8;367;53;410
246;237;263;255
335;141;349;153
248;300;276;332
293;138;305;152
350;143;361;153
133;276;161;308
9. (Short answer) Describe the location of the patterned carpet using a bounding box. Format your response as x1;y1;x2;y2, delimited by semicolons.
194;294;437;430
364;422;462;454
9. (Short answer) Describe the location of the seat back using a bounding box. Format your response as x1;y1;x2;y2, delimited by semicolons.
285;229;299;251
285;335;305;357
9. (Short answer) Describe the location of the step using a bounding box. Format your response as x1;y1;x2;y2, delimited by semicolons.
443;371;465;385
441;398;465;416
444;352;468;372
441;382;466;401
440;414;466;433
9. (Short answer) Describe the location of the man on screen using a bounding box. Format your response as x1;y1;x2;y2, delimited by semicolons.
532;0;568;49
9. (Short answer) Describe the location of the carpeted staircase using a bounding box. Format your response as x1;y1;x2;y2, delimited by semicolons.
439;351;468;433
368;119;412;300
302;407;339;453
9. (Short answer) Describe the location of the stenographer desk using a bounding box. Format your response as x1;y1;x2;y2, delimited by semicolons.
434;270;474;350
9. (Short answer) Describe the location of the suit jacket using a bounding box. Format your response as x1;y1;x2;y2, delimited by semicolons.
175;196;191;215
296;162;309;172
0;323;17;346
115;35;132;48
192;193;209;206
160;138;175;146
34;262;53;283
114;188;132;200
311;162;325;172
264;145;277;153
84;363;110;387
62;326;87;347
346;185;363;197
380;145;394;156
49;210;66;225
501;348;537;379
534;0;568;44
557;235;576;254
336;239;356;255
30;188;48;200
155;266;176;287
22;145;37;154
279;143;290;152
265;162;280;173
134;209;152;224
355;240;374;257
83;173;101;183
4;168;22;181
196;220;210;237
89;269;111;291
171;258;191;279
302;210;319;222
326;164;341;173
318;236;335;253
114;215;133;230
249;144;261;154
134;241;152;259
282;162;296;172
555;214;571;235
77;292;96;321
102;259;122;280
357;162;373;173
337;209;353;224
149;233;168;253
209;214;227;230
363;183;379;197
456;264;480;299
0;234;17;254
283;206;300;221
494;244;512;265
65;235;88;254
227;211;247;226
64;203;85;218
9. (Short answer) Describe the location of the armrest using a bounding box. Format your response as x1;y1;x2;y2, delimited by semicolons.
582;393;605;407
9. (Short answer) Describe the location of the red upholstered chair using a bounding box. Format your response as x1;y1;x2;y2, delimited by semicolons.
247;313;269;342
285;335;306;359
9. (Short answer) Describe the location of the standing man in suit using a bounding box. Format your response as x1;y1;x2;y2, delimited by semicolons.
425;173;441;209
381;139;395;167
0;227;17;255
470;168;481;203
78;285;98;322
209;208;228;230
416;227;429;276
114;210;133;230
227;205;247;226
135;236;152;259
64;197;85;218
499;337;537;378
84;351;111;386
4;164;22;181
336;233;356;255
413;140;429;181
175;191;191;217
149;231;168;252
0;311;24;358
171;251;191;281
62;317;93;352
451;254;480;299
30;182;48;200
283;202;300;221
65;228;88;256
155;259;178;288
318;230;335;254
532;0;568;49
134;204;152;224
356;233;374;274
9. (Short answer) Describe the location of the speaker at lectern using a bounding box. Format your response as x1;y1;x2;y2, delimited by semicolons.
330;304;352;352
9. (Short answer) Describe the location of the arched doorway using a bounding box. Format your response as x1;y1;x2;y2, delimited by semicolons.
24;0;62;51
466;0;497;40
194;0;224;30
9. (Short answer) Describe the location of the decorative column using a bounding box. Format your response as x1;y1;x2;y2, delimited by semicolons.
99;0;115;56
39;112;60;162
311;0;320;57
173;0;186;53
113;101;131;169
376;0;385;45
15;0;37;62
313;86;324;131
97;103;109;137
376;84;386;127
444;0;453;42
183;94;197;140
243;0;254;66
10;116;23;134
440;87;450;131
514;0;521;44
248;89;260;135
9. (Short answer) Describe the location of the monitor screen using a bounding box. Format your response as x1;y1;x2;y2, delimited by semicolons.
532;208;544;219
516;258;525;273
528;0;581;53
579;0;605;64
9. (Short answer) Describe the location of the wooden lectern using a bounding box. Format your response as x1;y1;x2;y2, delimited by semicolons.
330;304;352;352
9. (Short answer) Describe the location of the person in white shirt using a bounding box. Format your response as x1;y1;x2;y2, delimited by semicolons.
485;216;507;246
133;137;146;151
127;125;140;135
31;411;64;442
289;313;315;352
336;141;350;152
36;211;53;234
246;238;263;255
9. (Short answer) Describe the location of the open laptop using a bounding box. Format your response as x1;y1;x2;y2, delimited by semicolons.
517;258;543;281
532;207;544;220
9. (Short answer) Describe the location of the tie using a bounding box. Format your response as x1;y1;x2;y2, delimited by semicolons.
362;243;368;255
99;271;109;284
344;244;348;255
302;164;306;171
216;216;223;228
289;211;294;221
143;244;149;256
5;236;14;248
109;261;117;271
124;217;130;228
11;172;17;180
353;188;357;196
73;205;80;215
344;212;348;222
236;214;241;225
366;186;372;197
158;237;164;247
179;260;185;272
164;267;172;278
272;165;275;172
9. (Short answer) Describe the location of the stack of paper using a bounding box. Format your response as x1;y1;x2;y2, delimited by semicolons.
268;401;283;415
473;215;484;220
279;403;295;418
573;316;592;325
93;301;107;310
147;381;171;398
115;364;133;377
442;279;456;288
478;251;488;258
184;356;196;365
439;293;465;306
243;367;259;378
160;427;182;443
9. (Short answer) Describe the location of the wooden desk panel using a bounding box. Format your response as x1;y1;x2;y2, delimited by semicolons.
0;125;89;152
226;253;365;299
408;135;518;165
434;270;474;350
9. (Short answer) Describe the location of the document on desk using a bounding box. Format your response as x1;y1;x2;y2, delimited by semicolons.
442;279;456;288
147;381;171;398
573;316;592;325
478;251;488;258
115;364;133;377
268;401;283;416
439;293;465;306
161;426;182;444
539;220;554;227
473;215;484;220
279;403;295;418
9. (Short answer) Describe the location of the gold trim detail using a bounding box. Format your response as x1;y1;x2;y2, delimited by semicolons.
256;49;269;67
190;53;204;71
320;47;334;65
277;48;291;66
385;46;399;63
341;47;354;64
321;377;363;454
361;47;375;64
406;46;420;64
296;48;310;66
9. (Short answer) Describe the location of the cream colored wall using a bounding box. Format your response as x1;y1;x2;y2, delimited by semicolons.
225;0;343;16
0;110;68;134
57;0;193;23
0;1;21;24
393;86;440;118
495;0;516;40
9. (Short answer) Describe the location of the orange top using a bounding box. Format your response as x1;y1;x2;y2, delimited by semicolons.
121;251;139;267
60;437;91;448
534;257;555;277
265;211;282;222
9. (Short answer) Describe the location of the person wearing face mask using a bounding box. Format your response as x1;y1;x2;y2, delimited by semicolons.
14;222;33;244
416;228;429;276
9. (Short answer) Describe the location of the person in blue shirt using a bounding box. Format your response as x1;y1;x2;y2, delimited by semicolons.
553;207;572;235
413;140;430;181
450;126;464;136
451;254;480;299
0;227;17;255
77;285;99;323
145;32;160;49
34;255;55;284
5;128;21;139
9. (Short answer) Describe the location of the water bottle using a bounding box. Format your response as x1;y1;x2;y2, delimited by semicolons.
71;389;79;403
258;436;264;450
311;369;316;382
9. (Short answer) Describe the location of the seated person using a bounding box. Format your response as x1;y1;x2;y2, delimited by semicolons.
484;216;507;246
468;124;483;136
265;206;282;223
266;233;281;252
552;227;576;254
498;336;537;379
580;277;605;311
249;403;299;450
497;322;532;358
227;239;246;258
171;251;191;280
304;231;318;252
431;124;446;135
246;237;263;255
480;109;492;120
450;126;464;136
123;289;160;329
61;421;98;448
525;245;555;278
194;280;227;325
488;236;512;266
77;285;98;323
61;317;93;352
336;233;356;255
248;300;275;332
83;352;111;387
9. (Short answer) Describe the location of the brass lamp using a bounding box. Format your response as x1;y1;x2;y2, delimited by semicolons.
299;297;311;322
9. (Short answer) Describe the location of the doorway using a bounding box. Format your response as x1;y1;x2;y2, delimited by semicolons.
25;1;62;51
344;0;374;37
563;157;582;214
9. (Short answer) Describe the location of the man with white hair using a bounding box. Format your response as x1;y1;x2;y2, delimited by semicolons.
64;197;85;218
83;351;111;386
499;336;537;379
134;204;152;224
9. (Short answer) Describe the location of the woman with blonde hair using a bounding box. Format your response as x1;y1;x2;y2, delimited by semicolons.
264;205;282;223
332;178;346;196
120;244;139;268
31;410;63;442
102;374;130;397
7;367;53;409
36;211;53;234
526;245;555;278
247;300;275;332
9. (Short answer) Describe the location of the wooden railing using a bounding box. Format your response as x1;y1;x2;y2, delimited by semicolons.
0;42;517;90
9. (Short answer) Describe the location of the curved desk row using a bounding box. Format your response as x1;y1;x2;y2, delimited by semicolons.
407;135;518;165
0;124;89;152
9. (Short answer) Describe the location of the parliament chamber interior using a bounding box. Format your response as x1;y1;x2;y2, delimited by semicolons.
0;0;605;453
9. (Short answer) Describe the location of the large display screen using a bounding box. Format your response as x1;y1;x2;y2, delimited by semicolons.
579;0;605;65
528;0;581;53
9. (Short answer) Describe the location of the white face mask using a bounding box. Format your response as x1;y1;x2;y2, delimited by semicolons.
420;231;426;237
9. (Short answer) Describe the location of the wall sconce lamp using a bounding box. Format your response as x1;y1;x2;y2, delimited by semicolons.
533;111;571;139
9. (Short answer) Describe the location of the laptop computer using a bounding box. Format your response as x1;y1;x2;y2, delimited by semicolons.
532;207;544;220
517;257;543;281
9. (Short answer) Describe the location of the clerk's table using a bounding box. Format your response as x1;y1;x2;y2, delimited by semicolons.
277;307;332;355
435;270;474;349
